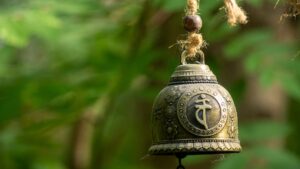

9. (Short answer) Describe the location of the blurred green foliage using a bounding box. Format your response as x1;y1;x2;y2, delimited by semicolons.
0;0;299;169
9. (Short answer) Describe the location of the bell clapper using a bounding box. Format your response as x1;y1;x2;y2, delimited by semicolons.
176;154;186;169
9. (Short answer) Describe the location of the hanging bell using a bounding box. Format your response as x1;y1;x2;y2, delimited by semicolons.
148;60;241;155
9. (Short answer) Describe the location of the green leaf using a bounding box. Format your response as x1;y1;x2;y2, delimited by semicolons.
0;83;23;123
244;51;262;73
0;17;30;47
247;0;264;7
280;74;300;100
33;160;66;169
239;121;290;142
224;30;272;59
161;0;186;12
208;21;238;42
259;68;275;87
213;153;249;169
250;147;300;169
185;155;209;166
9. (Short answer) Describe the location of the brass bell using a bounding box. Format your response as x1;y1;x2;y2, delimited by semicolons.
148;62;241;156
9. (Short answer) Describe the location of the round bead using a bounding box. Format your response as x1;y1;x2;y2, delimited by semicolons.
183;15;202;32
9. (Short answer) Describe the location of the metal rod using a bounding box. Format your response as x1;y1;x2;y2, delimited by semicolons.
176;154;186;169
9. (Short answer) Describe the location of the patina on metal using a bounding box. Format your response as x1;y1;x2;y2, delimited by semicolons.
148;58;241;156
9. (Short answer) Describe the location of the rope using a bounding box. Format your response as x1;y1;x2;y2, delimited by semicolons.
186;0;199;15
179;0;247;64
224;0;248;26
180;0;206;64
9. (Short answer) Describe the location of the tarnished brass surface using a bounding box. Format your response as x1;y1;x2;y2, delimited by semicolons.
149;64;241;155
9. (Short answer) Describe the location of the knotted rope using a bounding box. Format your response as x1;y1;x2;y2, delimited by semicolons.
179;0;206;64
178;0;247;64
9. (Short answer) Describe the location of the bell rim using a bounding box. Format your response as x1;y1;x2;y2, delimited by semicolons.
148;139;241;155
148;150;241;156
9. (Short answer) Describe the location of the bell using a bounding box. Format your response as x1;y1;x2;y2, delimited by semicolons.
148;62;241;156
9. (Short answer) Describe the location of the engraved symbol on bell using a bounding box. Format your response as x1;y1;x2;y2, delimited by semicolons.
194;94;212;130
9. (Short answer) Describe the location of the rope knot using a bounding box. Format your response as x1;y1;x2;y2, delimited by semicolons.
186;33;205;57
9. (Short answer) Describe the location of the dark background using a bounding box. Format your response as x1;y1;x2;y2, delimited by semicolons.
0;0;299;169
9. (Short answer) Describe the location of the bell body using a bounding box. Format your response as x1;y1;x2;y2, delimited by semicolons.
149;64;241;155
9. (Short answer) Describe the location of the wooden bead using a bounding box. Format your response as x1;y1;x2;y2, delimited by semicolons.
183;15;202;32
